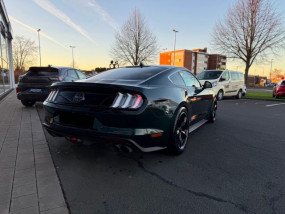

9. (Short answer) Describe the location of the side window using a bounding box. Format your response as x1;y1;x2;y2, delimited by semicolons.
221;71;230;81
239;73;244;81
169;72;186;87
76;70;86;79
59;69;67;77
68;69;78;79
180;71;201;88
231;72;237;81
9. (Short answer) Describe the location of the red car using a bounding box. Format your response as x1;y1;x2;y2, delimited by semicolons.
273;80;285;98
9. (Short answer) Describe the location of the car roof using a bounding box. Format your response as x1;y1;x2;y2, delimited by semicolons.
81;65;175;86
29;66;74;70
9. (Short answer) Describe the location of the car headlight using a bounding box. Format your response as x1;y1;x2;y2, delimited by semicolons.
212;81;217;87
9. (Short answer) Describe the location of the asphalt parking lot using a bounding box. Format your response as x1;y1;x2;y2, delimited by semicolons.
36;99;285;214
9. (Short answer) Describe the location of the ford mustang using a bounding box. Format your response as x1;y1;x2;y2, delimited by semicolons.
43;65;217;155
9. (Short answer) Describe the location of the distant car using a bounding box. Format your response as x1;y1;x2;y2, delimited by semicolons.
16;66;86;107
43;66;217;155
197;70;246;100
273;80;285;98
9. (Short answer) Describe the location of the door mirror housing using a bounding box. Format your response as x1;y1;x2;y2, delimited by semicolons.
219;77;226;82
203;81;212;89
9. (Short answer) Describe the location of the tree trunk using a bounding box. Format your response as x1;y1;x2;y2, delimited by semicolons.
244;63;250;86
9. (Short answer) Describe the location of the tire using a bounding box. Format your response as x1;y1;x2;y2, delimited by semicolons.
236;90;242;99
168;107;189;155
217;90;223;101
208;102;217;123
21;100;36;107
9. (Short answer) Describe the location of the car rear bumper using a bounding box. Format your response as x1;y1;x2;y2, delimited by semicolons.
42;102;171;152
17;92;50;101
43;122;167;152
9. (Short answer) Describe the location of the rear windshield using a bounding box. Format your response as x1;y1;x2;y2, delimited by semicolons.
87;67;166;82
26;67;58;76
197;70;223;80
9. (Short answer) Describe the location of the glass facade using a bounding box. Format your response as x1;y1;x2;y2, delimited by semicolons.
0;1;13;96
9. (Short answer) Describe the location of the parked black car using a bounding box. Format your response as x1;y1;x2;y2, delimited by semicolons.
17;66;86;106
43;66;217;155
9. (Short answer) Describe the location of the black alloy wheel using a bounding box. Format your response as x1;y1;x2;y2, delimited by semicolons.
168;107;189;155
209;102;217;123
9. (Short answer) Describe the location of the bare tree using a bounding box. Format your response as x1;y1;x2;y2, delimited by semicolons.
13;36;38;69
212;0;285;84
111;9;158;66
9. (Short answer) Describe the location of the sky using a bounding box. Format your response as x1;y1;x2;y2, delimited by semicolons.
5;0;285;77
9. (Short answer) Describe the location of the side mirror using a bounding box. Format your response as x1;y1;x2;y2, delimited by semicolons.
219;77;226;82
203;81;212;89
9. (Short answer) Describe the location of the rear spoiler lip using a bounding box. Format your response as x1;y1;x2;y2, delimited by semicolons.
29;67;59;72
50;82;143;92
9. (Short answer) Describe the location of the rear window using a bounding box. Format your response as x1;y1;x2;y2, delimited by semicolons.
87;67;166;82
26;67;58;76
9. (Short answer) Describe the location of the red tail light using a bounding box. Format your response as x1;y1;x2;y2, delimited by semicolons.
111;92;143;109
16;87;20;93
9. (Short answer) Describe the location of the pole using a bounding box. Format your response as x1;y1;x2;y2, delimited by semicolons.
270;59;273;82
70;46;75;68
173;29;178;66
37;29;41;66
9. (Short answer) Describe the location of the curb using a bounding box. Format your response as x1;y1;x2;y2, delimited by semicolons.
0;88;13;102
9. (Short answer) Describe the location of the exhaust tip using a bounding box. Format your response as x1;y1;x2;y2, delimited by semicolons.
114;144;133;153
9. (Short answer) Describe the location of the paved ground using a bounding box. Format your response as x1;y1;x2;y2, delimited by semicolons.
0;91;68;214
36;99;285;214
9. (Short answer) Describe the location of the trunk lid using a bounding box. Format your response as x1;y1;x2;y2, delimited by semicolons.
48;82;145;109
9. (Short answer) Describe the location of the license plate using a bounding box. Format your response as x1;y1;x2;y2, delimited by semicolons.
29;89;42;93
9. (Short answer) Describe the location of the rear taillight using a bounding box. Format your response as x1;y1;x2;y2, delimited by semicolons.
45;89;58;102
16;87;20;93
111;92;143;109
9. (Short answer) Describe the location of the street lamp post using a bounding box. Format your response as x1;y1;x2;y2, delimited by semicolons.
173;29;178;66
270;59;273;82
69;46;76;68
37;29;41;66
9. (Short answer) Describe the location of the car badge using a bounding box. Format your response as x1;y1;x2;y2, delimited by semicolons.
73;92;85;103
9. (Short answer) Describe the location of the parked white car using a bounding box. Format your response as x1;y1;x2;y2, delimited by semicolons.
197;70;246;100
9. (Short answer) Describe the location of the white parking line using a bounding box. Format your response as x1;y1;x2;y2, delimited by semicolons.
266;103;285;107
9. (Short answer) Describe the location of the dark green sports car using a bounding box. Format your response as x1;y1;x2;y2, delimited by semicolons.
43;65;217;155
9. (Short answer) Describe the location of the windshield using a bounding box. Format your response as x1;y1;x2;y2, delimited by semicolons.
197;70;223;80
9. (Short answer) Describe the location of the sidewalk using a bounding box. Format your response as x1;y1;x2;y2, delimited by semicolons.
0;91;69;214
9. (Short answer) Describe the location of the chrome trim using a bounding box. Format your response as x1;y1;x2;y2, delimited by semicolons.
127;139;166;152
189;119;208;133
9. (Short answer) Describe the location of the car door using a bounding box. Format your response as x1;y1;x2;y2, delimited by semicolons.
66;69;79;82
219;71;231;95
179;70;210;124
